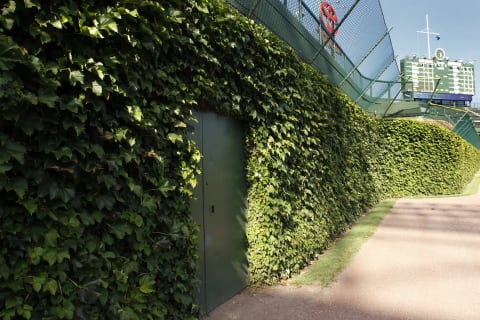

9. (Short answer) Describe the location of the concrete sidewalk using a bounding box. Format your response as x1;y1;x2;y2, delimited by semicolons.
205;191;480;320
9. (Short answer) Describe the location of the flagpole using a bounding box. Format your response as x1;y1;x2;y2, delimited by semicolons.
426;14;431;58
417;15;439;59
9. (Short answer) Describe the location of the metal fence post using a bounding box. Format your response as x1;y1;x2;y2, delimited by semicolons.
309;0;361;64
248;0;262;17
355;56;397;104
340;27;393;86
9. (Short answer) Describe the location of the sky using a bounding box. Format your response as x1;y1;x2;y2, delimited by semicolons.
379;0;480;106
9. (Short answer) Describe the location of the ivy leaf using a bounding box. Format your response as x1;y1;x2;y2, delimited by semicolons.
97;16;118;33
1;1;16;15
3;140;26;164
118;307;139;320
141;194;157;211
0;35;24;68
67;216;80;227
168;9;186;23
55;299;75;319
138;275;155;294
37;91;58;108
56;250;70;264
121;8;139;18
11;177;28;198
44;229;60;247
49;183;75;202
102;251;116;259
32;273;47;292
111;224;132;239
1;17;14;30
5;297;18;309
90;144;105;158
0;164;12;174
43;249;58;266
82;26;103;38
28;247;44;265
24;0;40;9
95;194;115;210
127;105;143;121
53;146;72;160
127;181;142;196
69;70;84;85
167;133;183;144
133;215;143;227
194;4;210;14
91;80;102;96
18;304;33;319
113;128;128;141
49;20;63;29
158;179;175;196
43;279;58;295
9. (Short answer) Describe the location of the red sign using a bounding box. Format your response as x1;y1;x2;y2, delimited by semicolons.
318;1;341;55
320;1;338;36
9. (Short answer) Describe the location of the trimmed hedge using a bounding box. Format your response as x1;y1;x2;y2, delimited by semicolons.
1;0;479;318
374;119;480;198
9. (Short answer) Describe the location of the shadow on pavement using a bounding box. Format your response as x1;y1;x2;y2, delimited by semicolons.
205;193;480;320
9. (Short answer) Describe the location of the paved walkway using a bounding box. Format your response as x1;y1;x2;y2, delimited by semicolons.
205;190;480;320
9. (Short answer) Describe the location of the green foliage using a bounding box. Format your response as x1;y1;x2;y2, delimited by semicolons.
374;119;480;197
244;70;381;284
1;0;479;318
1;0;201;319
290;200;396;287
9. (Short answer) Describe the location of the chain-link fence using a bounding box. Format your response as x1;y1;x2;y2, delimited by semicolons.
379;100;480;149
423;105;480;149
225;0;480;148
226;0;401;111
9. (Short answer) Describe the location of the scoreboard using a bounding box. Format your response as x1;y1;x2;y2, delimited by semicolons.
400;48;475;104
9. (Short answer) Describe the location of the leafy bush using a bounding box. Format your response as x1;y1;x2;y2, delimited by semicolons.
1;0;479;318
374;119;480;198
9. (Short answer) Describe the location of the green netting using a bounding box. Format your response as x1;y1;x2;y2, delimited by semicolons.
225;0;480;149
426;105;480;149
378;100;480;149
226;0;401;110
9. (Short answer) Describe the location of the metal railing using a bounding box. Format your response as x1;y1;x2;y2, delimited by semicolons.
226;0;401;111
225;0;480;148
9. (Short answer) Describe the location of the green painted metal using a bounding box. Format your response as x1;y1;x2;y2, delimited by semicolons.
225;0;480;148
355;56;397;104
340;27;393;87
312;0;361;62
382;101;480;149
226;0;401;111
191;112;248;314
248;0;262;17
400;56;475;97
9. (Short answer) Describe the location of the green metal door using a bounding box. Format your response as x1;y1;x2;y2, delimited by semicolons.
191;111;248;314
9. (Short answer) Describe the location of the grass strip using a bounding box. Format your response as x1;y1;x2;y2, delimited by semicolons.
289;199;396;287
462;172;480;196
289;170;480;288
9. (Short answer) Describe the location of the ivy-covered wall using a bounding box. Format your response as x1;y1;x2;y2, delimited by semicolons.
374;119;480;198
0;1;202;319
1;0;479;319
245;79;382;283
